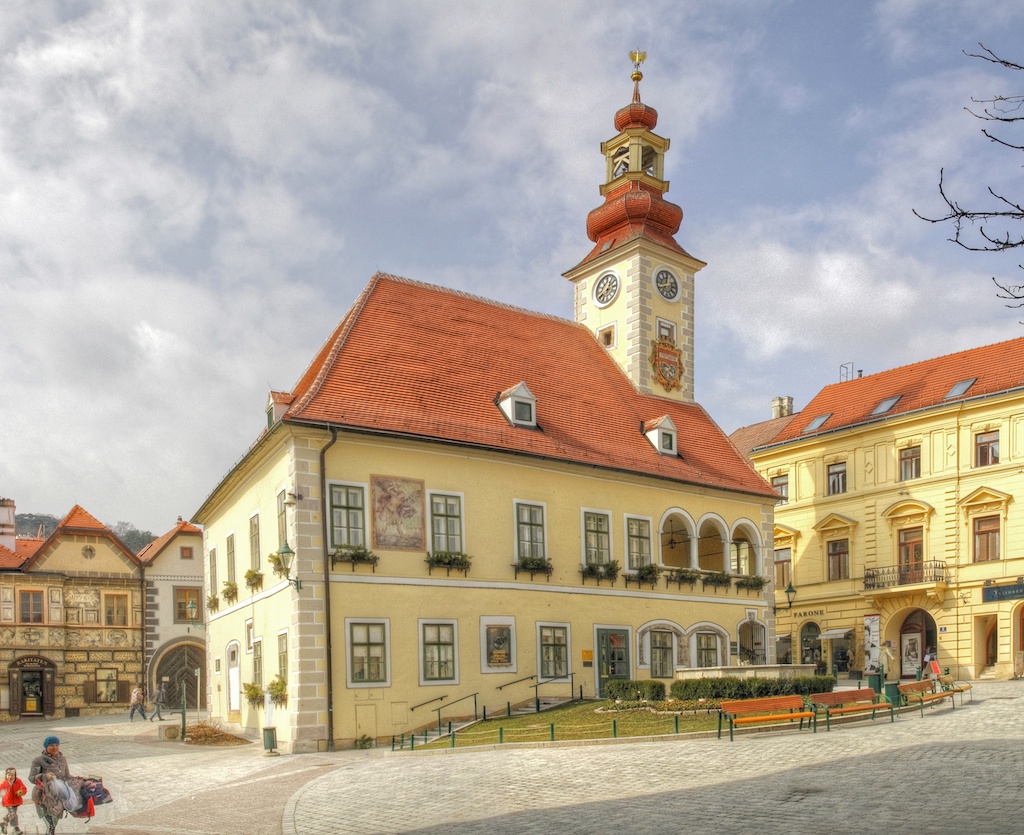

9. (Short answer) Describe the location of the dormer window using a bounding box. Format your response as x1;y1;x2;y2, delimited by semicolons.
266;390;293;428
497;382;538;428
644;415;677;456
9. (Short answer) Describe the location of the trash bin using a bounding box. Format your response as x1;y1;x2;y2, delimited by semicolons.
262;726;278;753
867;673;882;694
915;665;922;681
884;683;902;708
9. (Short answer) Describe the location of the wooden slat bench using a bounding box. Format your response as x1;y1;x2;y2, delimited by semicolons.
717;695;816;741
938;674;973;705
897;679;955;717
810;688;895;730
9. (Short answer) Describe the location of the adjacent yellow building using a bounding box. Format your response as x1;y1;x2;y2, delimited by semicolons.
733;337;1024;684
194;64;779;752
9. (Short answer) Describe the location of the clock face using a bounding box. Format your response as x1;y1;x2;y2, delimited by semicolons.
655;269;679;301
594;273;619;306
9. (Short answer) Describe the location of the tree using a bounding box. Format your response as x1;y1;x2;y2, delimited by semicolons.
916;44;1024;307
113;521;156;554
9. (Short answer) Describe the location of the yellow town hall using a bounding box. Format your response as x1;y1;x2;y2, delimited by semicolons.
194;59;778;752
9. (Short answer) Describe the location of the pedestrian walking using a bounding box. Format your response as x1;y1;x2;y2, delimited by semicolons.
129;685;147;721
1;767;27;835
29;737;71;835
149;681;168;722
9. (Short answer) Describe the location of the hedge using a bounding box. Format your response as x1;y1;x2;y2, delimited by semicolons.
604;679;667;701
668;675;835;701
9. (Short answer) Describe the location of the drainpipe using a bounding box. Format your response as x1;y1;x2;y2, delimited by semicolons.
319;427;339;751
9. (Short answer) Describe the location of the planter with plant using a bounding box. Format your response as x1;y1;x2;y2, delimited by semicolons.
242;682;265;709
735;574;767;594
244;569;264;592
665;567;701;589
581;560;620;584
222;581;238;604
514;555;553;580
331;544;379;571
426;551;472;575
702;570;733;591
206;593;220;613
266;675;288;707
628;563;661;587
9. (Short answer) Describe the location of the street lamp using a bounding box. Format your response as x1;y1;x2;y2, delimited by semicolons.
773;582;797;614
185;598;205;630
276;541;302;591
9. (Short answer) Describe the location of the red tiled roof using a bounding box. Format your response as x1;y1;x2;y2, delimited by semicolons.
283;274;773;499
763;335;1024;447
23;506;140;568
16;538;44;561
730;413;799;457
60;505;110;532
137;520;202;565
0;543;25;570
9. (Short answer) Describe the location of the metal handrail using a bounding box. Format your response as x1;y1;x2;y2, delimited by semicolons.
434;692;478;733
411;694;446;712
497;675;536;691
864;560;947;590
531;672;575;711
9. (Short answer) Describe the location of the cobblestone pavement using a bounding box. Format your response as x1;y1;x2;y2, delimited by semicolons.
2;681;1022;835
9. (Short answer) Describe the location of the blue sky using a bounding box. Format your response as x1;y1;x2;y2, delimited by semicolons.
2;1;1024;534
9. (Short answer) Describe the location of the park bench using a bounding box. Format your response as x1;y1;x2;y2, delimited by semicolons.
717;695;816;741
809;688;895;731
938;674;973;706
897;679;955;717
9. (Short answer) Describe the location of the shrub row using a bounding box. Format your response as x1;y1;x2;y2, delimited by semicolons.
604;679;667;701
669;675;836;701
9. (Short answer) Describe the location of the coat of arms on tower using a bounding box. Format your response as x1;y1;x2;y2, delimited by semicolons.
650;339;682;392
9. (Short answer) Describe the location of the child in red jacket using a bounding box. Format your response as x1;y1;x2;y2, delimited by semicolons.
0;767;26;835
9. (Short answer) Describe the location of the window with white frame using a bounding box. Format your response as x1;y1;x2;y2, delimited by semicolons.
209;548;217;595
278;632;288;682
827;462;847;495
515;502;546;560
656;318;676;344
771;474;789;504
583;511;611;565
330;484;366;548
975;431;999;467
497;382;537;428
277;490;287;549
650;630;673;678
421;621;457;683
252;640;263;687
626;517;652;570
226;534;236;584
430;494;463;553
899;446;921;481
104;593;128;626
539;625;568;679
774;548;792;588
348;620;389;685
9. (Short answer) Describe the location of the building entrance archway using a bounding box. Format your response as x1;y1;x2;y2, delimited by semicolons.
8;655;56;716
898;609;937;678
153;642;206;709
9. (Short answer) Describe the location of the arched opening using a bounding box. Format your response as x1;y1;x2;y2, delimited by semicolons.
697;518;726;573
730;521;761;576
898;609;937;679
8;655;57;717
659;513;692;568
153;641;206;709
738;619;766;665
800;622;822;673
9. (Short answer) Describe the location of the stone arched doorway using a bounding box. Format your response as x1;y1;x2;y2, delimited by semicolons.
898;609;937;678
800;622;822;672
152;641;206;709
738;618;766;665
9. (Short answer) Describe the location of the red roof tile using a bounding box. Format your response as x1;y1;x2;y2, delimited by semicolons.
137;520;202;565
764;335;1024;447
284;274;773;499
0;538;44;571
730;413;799;456
23;506;140;568
59;505;111;532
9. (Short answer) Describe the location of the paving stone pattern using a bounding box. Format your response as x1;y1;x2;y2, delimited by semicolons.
2;681;1022;834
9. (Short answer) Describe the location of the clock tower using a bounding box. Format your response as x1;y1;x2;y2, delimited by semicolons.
564;52;705;402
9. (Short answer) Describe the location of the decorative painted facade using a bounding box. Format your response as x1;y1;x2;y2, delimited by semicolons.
194;63;778;753
733;336;1024;682
0;503;144;718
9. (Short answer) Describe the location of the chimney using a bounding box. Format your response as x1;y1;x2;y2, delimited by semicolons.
0;498;16;552
771;396;794;419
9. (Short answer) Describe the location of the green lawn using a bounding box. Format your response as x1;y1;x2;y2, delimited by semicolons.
415;700;720;749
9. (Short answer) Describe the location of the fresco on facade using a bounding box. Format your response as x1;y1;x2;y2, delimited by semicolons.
371;476;424;550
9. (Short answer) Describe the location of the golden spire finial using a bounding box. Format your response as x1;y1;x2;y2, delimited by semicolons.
629;48;646;102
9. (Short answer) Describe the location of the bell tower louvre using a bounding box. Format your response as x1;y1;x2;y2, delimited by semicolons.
564;51;705;403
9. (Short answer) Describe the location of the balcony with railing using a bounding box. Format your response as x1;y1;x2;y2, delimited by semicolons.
862;560;948;602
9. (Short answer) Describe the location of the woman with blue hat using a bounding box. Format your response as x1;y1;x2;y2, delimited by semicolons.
28;737;70;835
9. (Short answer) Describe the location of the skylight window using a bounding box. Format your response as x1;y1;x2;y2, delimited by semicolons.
945;378;976;400
871;395;901;416
802;414;831;434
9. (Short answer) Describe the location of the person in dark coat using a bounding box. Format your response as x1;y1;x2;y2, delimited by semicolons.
28;737;70;835
149;681;168;721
